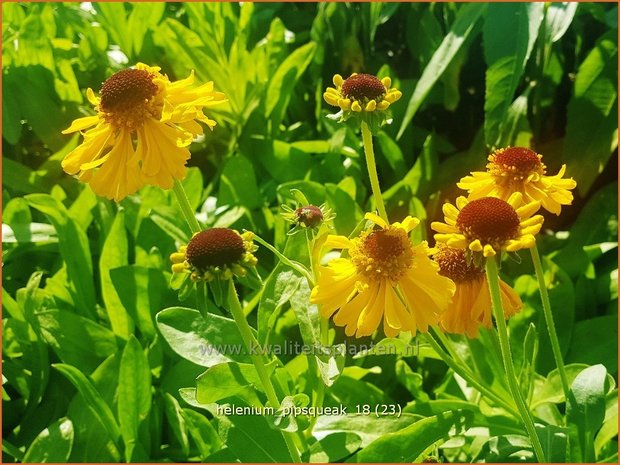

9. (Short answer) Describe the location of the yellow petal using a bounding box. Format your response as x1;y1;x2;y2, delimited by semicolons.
365;100;377;112
483;244;496;257
365;212;388;229
381;76;391;89
469;240;483;252
62;115;100;134
351;101;362;112
333;74;344;87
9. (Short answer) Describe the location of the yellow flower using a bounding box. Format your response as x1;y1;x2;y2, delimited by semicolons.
431;193;544;258
433;246;522;338
62;63;226;201
310;213;455;338
170;228;257;282
457;147;577;215
324;73;401;120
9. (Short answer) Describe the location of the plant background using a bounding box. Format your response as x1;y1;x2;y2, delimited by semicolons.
2;2;618;463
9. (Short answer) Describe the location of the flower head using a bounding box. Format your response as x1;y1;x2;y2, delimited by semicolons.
457;147;577;215
170;228;257;282
310;213;455;338
431;193;544;258
433;246;522;338
281;203;335;235
62;63;226;201
323;73;401;129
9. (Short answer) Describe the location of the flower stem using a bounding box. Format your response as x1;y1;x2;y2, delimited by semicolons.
227;280;303;463
361;121;388;222
530;244;571;402
425;331;518;417
172;179;201;234
253;234;314;285
485;257;546;462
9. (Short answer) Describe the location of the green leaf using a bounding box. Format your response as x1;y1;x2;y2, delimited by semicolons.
314;413;419;448
566;315;618;375
266;42;317;129
25;194;96;316
258;267;304;344
566;364;609;462
219;155;262;209
397;3;486;139
36;309;119;373
156;307;252;367
483;2;544;146
348;410;473;462
23;417;74;463
100;209;133;339
182;408;223;460
110;266;168;340
53;363;121;447
395;359;430;402
476;434;534;462
163;393;190;457
118;335;152;462
564;30;618;195
226;410;294;463
545;2;578;43
196;361;276;404
307;432;362;463
127;2;165;56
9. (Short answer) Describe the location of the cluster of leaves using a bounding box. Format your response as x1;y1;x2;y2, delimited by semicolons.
2;2;618;463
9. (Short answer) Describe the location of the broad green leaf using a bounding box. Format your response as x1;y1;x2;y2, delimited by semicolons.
348;410;473;462
196;361;276;404
226;410;294;463
53;363;121;447
475;434;534;462
395;359;430;402
92;2;131;55
36;308;119;373
564;30;618;195
156;307;252;366
2;222;57;243
100;209;133;339
266;42;317;129
23;417;74;463
219;155;262;209
118;336;152;462
397;3;486;139
110;266;168;340
314;413;419;448
182;408;223;460
25;194;96;316
594;392;619;459
566;316;618;374
307;432;362;463
163;393;190;457
483;2;544;146
566;364;609;462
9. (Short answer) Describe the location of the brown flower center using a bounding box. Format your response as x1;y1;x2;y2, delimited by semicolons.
350;227;414;282
434;247;484;283
186;228;245;270
100;69;158;113
456;197;520;246
341;74;386;101
295;205;323;228
98;68;163;130
490;147;543;178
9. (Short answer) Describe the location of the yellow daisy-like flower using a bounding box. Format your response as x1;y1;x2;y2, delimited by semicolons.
310;213;455;338
457;147;577;215
433;246;522;338
62;63;226;201
324;73;401;119
170;228;257;282
431;193;544;258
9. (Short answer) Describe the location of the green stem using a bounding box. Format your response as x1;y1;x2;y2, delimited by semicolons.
361;121;388;222
253;234;314;285
196;281;209;318
530;244;571;401
486;257;546;462
425;331;519;417
172;179;201;234
227;280;303;463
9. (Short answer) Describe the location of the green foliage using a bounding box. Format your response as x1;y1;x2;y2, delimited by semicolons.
2;2;617;463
